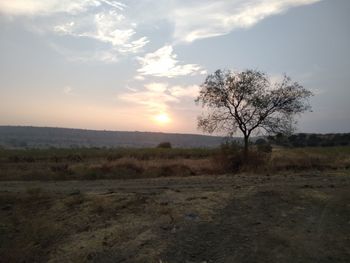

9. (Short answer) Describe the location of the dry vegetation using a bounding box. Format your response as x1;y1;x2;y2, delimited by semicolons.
0;180;231;262
1;146;350;262
1;146;350;181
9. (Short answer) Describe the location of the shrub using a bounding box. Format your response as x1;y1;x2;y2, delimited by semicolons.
257;143;272;153
213;141;270;173
220;141;242;153
157;142;172;149
212;142;244;173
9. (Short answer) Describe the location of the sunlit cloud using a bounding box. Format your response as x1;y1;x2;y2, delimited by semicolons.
0;1;148;63
118;82;201;125
0;0;98;16
171;0;322;42
0;0;123;16
136;45;206;78
53;9;149;55
119;82;177;113
0;0;321;65
169;85;200;98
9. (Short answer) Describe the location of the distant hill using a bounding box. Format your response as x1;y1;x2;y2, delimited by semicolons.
0;126;229;149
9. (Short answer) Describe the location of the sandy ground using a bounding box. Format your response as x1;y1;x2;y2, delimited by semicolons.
1;172;350;262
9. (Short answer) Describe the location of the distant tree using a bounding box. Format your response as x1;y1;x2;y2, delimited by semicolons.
196;69;313;157
255;138;267;145
307;134;321;147
157;142;172;149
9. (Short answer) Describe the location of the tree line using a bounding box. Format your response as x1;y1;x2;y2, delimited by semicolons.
267;133;350;147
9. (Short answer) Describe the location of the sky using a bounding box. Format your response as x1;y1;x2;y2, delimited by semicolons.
0;0;349;134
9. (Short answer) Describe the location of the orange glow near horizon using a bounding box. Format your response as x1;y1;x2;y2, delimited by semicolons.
153;113;171;125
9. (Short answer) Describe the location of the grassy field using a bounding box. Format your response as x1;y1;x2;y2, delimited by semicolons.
0;146;350;262
1;146;350;181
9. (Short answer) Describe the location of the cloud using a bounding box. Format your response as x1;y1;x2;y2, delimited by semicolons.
1;1;322;44
0;0;322;64
119;83;200;113
0;1;148;62
119;83;177;113
53;9;149;54
137;45;206;78
170;0;322;42
169;85;200;98
63;85;72;95
49;42;120;63
0;0;126;16
0;0;101;16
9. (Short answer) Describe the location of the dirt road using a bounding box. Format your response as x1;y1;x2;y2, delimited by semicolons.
0;171;348;194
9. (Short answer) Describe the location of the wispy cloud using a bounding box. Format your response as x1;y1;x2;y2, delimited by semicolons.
49;42;120;63
54;9;149;54
63;85;72;95
169;85;200;98
119;83;177;113
0;0;126;16
136;45;206;78
0;0;322;64
0;0;102;16
0;1;148;62
170;0;322;42
119;82;200;114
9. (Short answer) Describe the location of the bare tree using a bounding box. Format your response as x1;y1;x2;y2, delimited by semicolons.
196;69;313;156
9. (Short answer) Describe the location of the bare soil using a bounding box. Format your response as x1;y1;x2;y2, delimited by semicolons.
1;172;349;262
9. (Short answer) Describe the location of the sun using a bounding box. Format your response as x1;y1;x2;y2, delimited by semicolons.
154;113;171;125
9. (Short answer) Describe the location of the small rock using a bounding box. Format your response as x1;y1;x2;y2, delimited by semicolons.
171;226;177;234
185;212;199;221
68;190;81;196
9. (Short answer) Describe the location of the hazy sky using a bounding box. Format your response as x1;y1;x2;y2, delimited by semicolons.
0;0;349;134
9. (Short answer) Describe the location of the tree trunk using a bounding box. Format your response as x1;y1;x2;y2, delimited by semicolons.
243;135;249;160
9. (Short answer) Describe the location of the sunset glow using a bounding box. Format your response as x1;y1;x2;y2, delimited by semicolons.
0;0;349;134
154;113;171;125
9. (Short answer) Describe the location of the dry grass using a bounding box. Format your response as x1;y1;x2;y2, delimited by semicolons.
0;185;230;262
268;147;350;171
0;146;350;181
208;146;350;175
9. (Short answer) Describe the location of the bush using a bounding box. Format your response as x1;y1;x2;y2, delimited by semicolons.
157;142;172;148
212;141;270;173
220;141;242;154
212;142;244;173
257;143;272;153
